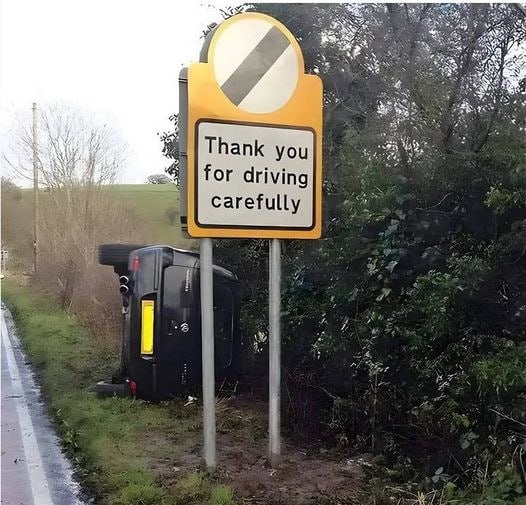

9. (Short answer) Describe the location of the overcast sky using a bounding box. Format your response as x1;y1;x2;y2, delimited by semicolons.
0;0;235;184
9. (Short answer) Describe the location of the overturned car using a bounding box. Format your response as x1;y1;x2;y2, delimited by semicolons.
97;244;241;401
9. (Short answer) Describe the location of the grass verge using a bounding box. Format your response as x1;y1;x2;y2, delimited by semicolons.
2;277;233;505
108;184;195;248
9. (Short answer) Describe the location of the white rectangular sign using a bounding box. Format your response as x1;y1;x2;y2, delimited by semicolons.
195;120;316;230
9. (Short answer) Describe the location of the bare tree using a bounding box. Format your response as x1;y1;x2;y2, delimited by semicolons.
2;106;132;303
5;105;125;189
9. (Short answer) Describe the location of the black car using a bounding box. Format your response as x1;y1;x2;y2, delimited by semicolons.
97;244;241;401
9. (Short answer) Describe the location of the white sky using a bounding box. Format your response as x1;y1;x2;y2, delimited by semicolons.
0;0;235;184
2;0;494;186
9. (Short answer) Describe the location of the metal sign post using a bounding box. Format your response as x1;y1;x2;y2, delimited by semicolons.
269;238;281;466
184;12;323;471
200;237;216;472
186;13;323;241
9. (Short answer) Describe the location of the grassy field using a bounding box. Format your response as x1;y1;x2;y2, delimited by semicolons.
2;277;230;505
108;184;195;249
15;183;195;249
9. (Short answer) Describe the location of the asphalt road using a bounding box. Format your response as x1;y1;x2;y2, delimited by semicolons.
1;303;85;505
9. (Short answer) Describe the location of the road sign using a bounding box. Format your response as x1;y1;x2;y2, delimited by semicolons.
195;120;316;230
212;16;300;114
187;12;323;239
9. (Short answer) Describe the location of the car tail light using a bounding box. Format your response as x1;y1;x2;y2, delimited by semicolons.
128;380;137;398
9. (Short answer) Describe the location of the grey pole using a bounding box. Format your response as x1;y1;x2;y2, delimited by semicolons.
195;27;221;474
269;238;281;467
200;237;216;472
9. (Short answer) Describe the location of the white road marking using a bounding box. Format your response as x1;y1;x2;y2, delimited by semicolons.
1;310;54;505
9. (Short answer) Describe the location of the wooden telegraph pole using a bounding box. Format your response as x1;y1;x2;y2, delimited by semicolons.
32;102;39;274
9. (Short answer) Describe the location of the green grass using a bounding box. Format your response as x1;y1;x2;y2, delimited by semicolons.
2;278;230;505
108;184;195;248
209;484;234;505
174;473;233;505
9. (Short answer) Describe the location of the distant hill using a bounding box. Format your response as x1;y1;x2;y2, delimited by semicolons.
109;184;194;249
11;183;194;250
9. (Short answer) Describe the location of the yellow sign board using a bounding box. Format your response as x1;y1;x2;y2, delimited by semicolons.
187;12;323;239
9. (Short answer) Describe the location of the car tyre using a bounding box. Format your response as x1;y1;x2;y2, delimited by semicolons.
98;244;147;269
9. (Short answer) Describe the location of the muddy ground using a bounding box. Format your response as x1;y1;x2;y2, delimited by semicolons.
149;396;367;504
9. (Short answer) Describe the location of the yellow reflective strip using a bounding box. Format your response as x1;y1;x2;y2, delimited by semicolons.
141;300;154;355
